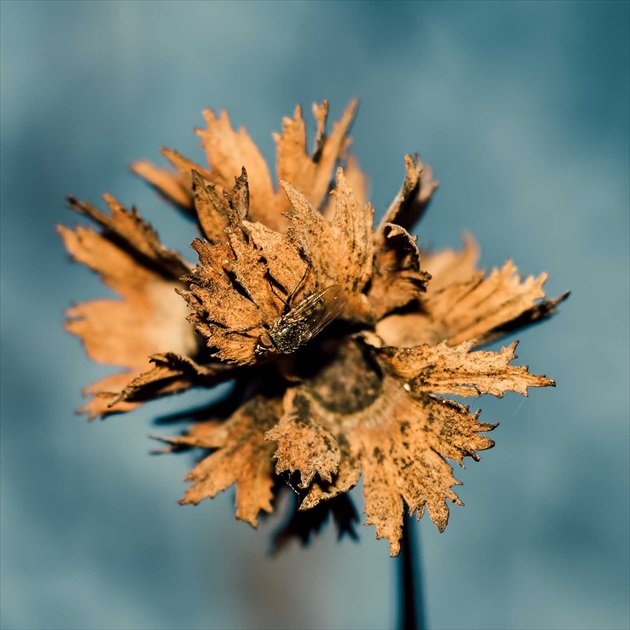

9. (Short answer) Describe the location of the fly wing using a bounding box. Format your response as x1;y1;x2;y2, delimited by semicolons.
282;285;346;342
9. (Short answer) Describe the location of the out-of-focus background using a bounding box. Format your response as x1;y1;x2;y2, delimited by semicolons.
1;2;628;629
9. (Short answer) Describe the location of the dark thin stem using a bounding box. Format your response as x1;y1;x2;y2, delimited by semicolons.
397;512;427;630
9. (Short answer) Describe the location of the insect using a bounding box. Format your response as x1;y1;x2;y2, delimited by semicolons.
254;284;346;357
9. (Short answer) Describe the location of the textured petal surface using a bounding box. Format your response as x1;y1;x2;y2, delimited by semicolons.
58;198;197;416
377;255;568;348
283;169;374;322
171;396;280;527
379;154;438;232
368;223;431;318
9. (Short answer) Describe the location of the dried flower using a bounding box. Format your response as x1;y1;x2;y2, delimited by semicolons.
59;101;568;555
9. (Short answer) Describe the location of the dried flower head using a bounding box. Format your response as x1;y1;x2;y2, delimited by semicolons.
59;100;568;555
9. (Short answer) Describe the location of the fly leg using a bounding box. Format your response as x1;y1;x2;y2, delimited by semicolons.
230;322;268;336
285;264;312;311
266;264;312;314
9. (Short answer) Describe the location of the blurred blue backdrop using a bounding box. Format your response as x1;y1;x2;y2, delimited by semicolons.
1;2;628;629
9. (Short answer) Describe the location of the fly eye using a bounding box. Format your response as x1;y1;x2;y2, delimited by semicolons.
258;333;274;349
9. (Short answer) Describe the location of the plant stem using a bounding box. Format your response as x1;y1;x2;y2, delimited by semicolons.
398;512;427;630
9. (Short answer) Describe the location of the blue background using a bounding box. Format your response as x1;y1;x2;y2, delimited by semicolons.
1;1;628;629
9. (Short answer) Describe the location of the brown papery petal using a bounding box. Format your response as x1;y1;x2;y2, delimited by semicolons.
190;170;232;244
78;372;144;420
282;169;374;322
266;389;341;488
132;158;193;211
368;223;431;319
275;100;358;217
58;226;195;367
181;213;293;363
426;260;554;346
242;220;307;296
422;233;480;293
196;109;279;230
374;235;479;347
377;258;565;348
176;396;280;527
379;154;438;233
66;194;190;279
322;153;369;221
373;339;555;398
109;353;234;407
58;212;197;417
153;420;229;452
131;147;212;214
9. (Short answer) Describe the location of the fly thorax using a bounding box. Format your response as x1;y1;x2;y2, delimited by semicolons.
271;320;312;355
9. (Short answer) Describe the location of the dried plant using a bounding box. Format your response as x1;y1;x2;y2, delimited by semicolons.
59;100;568;556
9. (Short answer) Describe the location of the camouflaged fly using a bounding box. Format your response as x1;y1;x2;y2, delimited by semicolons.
254;285;346;357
